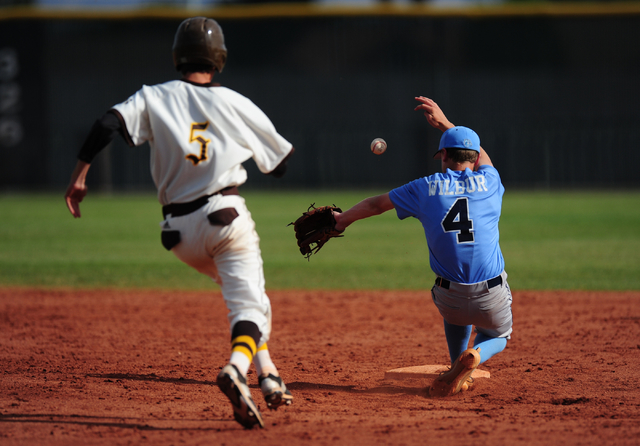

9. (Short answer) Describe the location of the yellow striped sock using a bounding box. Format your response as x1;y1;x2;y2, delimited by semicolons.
231;335;258;362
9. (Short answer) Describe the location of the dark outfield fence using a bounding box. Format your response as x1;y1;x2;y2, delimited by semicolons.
1;5;639;192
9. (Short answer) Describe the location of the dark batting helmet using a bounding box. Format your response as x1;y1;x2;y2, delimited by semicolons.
172;17;227;73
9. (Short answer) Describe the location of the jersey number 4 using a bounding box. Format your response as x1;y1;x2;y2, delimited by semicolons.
185;122;211;166
442;197;474;243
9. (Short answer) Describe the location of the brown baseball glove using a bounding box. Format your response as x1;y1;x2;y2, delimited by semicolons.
289;204;344;258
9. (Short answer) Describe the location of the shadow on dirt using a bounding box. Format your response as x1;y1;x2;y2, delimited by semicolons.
0;413;227;430
86;374;427;397
287;381;427;396
87;373;215;386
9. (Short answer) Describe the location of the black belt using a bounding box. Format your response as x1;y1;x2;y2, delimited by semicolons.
162;186;239;218
435;275;502;290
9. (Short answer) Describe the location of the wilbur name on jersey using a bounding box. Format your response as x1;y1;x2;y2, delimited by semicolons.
427;171;488;196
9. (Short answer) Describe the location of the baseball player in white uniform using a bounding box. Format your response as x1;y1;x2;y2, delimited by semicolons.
65;17;295;429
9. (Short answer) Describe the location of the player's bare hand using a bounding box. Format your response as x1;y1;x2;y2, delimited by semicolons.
65;184;87;218
65;160;91;218
414;97;454;132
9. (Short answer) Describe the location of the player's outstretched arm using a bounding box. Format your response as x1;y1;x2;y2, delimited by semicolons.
65;160;91;218
414;96;454;132
334;193;394;232
475;146;494;170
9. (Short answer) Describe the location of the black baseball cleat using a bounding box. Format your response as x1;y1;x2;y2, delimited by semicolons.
217;364;264;429
258;373;294;410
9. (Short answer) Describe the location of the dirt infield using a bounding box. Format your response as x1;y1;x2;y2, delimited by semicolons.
1;288;639;445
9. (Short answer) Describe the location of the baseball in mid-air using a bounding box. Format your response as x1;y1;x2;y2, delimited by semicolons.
370;138;387;155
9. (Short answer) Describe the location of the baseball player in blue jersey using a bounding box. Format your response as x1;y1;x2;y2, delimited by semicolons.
65;17;294;428
334;96;513;397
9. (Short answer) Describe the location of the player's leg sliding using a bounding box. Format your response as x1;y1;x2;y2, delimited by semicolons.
449;333;508;393
473;332;508;364
217;321;265;429
433;320;508;396
428;321;477;397
254;344;293;410
430;347;481;398
443;321;473;365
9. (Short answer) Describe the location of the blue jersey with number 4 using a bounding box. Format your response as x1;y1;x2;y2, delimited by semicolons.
389;165;505;284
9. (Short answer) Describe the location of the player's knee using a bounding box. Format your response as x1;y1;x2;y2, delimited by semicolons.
231;320;262;344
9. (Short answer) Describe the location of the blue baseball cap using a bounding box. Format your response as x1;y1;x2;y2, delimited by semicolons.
433;126;480;159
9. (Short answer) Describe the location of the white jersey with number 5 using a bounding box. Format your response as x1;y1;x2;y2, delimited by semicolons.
112;80;293;205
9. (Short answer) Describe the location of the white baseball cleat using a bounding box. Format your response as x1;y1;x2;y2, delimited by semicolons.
258;373;294;410
217;364;264;429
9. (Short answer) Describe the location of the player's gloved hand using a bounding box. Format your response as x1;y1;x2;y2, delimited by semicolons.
289;204;344;259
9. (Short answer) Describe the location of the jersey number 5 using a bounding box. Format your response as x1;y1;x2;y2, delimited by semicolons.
185;122;211;166
442;197;474;243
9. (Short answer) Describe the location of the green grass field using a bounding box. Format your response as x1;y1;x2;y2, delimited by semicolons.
1;190;639;291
